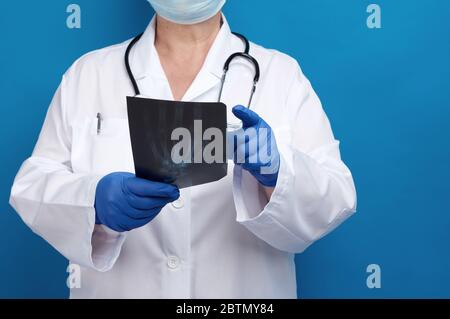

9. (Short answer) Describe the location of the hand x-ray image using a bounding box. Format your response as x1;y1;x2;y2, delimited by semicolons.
127;97;228;188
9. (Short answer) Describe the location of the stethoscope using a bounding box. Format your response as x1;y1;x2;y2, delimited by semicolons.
124;31;260;109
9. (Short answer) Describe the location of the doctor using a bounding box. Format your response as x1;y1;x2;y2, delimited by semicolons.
10;0;356;299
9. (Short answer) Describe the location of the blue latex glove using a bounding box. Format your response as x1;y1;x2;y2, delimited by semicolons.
231;105;280;187
95;172;180;232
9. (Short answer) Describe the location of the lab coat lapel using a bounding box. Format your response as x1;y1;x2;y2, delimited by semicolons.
182;18;235;102
129;15;238;102
129;16;172;100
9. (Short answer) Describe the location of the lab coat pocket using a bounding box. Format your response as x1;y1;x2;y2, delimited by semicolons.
71;117;135;176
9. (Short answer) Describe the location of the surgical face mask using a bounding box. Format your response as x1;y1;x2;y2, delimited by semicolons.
147;0;226;25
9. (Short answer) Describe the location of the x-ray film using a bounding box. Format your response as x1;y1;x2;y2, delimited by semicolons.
127;97;228;189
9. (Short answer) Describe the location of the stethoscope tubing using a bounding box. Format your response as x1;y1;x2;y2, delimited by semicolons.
124;31;260;109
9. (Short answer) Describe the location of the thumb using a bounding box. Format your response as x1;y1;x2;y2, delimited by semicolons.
232;105;260;128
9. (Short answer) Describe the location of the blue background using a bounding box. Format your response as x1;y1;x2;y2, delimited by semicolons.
0;0;449;298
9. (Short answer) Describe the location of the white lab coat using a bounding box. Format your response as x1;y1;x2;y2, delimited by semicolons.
10;16;356;299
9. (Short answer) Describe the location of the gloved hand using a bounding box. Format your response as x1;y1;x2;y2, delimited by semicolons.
94;172;180;232
230;105;280;187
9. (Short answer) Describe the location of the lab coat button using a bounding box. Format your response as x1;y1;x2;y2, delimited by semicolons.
171;198;184;209
167;256;180;270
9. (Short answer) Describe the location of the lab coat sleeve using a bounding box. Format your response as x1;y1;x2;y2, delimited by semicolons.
9;76;126;272
233;61;357;253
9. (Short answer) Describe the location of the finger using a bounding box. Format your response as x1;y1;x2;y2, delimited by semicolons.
122;203;163;221
120;211;160;230
124;177;179;198
232;105;260;128
234;139;259;164
232;128;258;148
125;192;178;210
242;162;262;172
